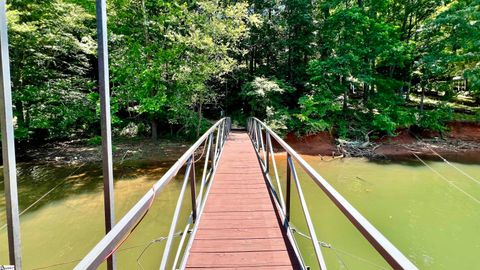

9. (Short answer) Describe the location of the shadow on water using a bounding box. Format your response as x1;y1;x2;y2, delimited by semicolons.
0;158;187;222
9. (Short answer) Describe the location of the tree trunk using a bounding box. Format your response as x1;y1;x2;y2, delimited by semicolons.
363;83;369;105
249;45;255;75
152;119;158;140
15;101;25;130
141;0;149;45
341;77;348;112
196;102;203;138
419;83;425;113
287;44;292;81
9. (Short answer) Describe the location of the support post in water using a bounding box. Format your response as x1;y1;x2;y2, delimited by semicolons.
96;0;116;269
0;3;22;268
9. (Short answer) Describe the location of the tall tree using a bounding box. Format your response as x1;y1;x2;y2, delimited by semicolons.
8;0;97;142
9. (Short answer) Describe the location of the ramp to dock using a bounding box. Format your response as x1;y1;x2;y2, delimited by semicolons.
186;131;298;269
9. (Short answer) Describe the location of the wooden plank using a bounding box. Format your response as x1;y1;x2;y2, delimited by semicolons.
186;266;294;270
187;251;292;268
200;218;279;229
204;193;270;200
201;211;278;221
209;187;268;194
202;197;273;206
212;183;267;189
195;227;283;240
204;203;275;212
190;238;286;253
186;132;297;269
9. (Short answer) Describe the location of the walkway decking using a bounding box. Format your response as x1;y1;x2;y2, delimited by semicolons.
186;132;298;269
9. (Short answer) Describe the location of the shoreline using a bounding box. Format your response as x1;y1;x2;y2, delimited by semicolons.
13;121;480;165
283;122;480;164
16;137;190;165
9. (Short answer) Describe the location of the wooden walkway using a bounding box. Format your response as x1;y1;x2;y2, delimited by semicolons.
186;131;299;269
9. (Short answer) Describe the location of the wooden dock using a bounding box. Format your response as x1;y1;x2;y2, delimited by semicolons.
186;131;299;269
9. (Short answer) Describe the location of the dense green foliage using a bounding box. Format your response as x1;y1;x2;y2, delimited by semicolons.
7;0;97;142
239;0;480;139
5;0;480;142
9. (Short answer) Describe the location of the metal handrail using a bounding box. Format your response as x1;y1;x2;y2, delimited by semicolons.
75;117;231;270
247;117;418;270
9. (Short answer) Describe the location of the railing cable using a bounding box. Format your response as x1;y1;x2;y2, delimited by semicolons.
291;226;389;270
0;162;87;231
410;151;480;204
194;138;209;163
406;130;480;185
137;231;184;270
30;232;183;270
427;147;480;185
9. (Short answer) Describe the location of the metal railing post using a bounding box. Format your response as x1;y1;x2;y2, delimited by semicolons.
252;120;258;149
219;120;224;145
210;132;217;169
267;132;286;211
214;125;222;167
222;119;227;145
0;3;22;268
286;153;292;221
288;156;328;270
265;133;270;173
196;133;213;209
96;1;116;268
258;125;266;165
160;157;194;270
190;154;197;222
256;122;262;151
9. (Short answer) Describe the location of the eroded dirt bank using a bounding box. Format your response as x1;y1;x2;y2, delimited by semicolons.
284;122;480;163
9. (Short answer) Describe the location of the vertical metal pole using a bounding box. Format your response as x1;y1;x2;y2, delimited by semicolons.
258;125;266;164
257;123;263;152
96;1;115;269
217;122;224;154
223;119;228;142
286;154;292;221
196;133;213;210
265;133;270;173
160;159;193;270
253;121;258;150
190;155;197;222
213;125;220;168
0;3;22;268
210;132;216;169
288;157;328;270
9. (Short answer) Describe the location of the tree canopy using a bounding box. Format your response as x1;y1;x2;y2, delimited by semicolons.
5;0;480;142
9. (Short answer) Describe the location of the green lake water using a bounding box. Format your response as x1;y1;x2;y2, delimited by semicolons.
1;154;480;269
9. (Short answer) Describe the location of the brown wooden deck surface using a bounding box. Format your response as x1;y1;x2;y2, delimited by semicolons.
186;131;298;269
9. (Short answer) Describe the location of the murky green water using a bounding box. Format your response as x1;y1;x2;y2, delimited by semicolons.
1;153;480;269
271;155;480;270
0;159;194;269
